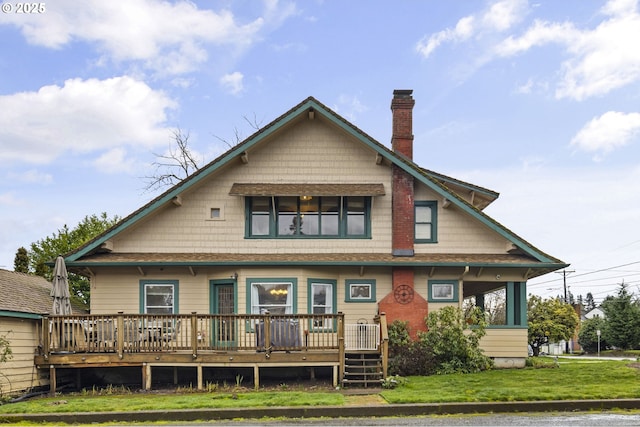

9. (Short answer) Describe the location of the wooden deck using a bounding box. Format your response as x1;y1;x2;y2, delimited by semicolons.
35;312;388;393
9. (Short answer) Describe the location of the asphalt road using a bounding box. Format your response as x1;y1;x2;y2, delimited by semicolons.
109;412;640;426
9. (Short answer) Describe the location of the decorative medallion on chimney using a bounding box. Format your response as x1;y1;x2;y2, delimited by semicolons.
394;284;414;304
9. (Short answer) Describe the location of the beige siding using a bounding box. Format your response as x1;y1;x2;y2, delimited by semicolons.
0;317;46;396
414;184;510;254
480;328;528;358
91;265;393;324
113;118;393;255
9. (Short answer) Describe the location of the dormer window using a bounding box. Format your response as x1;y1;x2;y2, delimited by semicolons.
230;183;383;239
246;196;370;238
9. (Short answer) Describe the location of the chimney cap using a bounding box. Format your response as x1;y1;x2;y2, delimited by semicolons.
393;89;413;99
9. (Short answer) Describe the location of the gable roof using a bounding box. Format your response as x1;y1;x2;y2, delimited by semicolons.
0;269;86;318
64;96;567;271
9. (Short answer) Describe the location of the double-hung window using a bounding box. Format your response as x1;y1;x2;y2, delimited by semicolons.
247;196;370;238
415;201;437;243
140;280;178;314
249;280;295;315
308;280;336;329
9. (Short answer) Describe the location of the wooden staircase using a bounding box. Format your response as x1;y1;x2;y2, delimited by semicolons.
342;351;383;388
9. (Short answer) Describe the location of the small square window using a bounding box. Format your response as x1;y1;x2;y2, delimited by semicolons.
345;280;376;302
211;208;221;218
428;280;458;302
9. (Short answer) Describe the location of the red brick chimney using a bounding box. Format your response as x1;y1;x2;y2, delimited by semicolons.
391;89;415;257
391;89;415;160
379;90;428;340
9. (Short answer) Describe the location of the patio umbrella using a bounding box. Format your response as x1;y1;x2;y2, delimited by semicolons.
51;255;72;315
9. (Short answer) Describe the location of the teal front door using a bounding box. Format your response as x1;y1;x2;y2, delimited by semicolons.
212;283;236;347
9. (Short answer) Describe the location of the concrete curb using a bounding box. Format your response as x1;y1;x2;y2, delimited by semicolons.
2;399;640;424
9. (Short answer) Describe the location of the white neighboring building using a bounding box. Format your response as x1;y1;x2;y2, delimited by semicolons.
584;307;605;319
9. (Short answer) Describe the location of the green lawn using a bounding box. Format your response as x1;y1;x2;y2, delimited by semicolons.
381;358;640;403
1;357;638;415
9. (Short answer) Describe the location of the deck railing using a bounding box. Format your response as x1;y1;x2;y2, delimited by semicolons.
41;312;347;358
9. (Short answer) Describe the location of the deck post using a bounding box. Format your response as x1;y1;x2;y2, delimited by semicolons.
116;312;125;359
337;312;345;385
143;363;151;390
197;364;203;390
254;365;259;390
378;312;389;379
191;312;198;359
264;312;271;356
49;365;56;397
332;366;338;388
42;317;50;360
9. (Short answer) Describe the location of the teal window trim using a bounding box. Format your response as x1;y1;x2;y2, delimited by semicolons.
415;200;438;243
139;279;179;314
308;278;337;332
245;196;371;239
245;278;298;314
345;279;376;302
428;279;458;302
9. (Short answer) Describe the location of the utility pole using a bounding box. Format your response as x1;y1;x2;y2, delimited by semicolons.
555;269;575;303
555;269;575;354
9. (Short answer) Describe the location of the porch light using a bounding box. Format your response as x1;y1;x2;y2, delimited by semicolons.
300;195;312;201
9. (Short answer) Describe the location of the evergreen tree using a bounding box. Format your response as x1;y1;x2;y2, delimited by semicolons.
600;283;640;350
13;247;29;273
584;293;596;312
578;316;608;353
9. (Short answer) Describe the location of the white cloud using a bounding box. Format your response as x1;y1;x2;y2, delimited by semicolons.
416;0;527;58
93;148;136;174
220;72;245;95
7;169;53;184
570;111;640;158
494;0;640;100
0;0;267;75
332;95;369;123
420;0;640;100
0;76;176;165
0;192;23;207
457;165;640;300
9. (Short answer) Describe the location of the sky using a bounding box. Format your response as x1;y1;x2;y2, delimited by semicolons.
1;0;639;305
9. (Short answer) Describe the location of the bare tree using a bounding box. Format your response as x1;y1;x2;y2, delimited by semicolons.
143;128;202;193
144;115;263;193
213;114;263;148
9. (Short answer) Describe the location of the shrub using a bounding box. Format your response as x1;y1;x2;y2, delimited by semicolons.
388;320;436;376
420;306;493;374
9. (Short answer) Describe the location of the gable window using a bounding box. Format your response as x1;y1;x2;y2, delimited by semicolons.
247;196;370;238
415;201;437;243
248;279;297;315
140;280;178;314
308;279;336;329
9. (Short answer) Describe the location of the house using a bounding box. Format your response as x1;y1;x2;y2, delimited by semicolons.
35;90;567;392
0;269;85;397
584;307;605;319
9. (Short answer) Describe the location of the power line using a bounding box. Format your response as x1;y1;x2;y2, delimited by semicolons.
555;270;574;304
528;261;640;287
